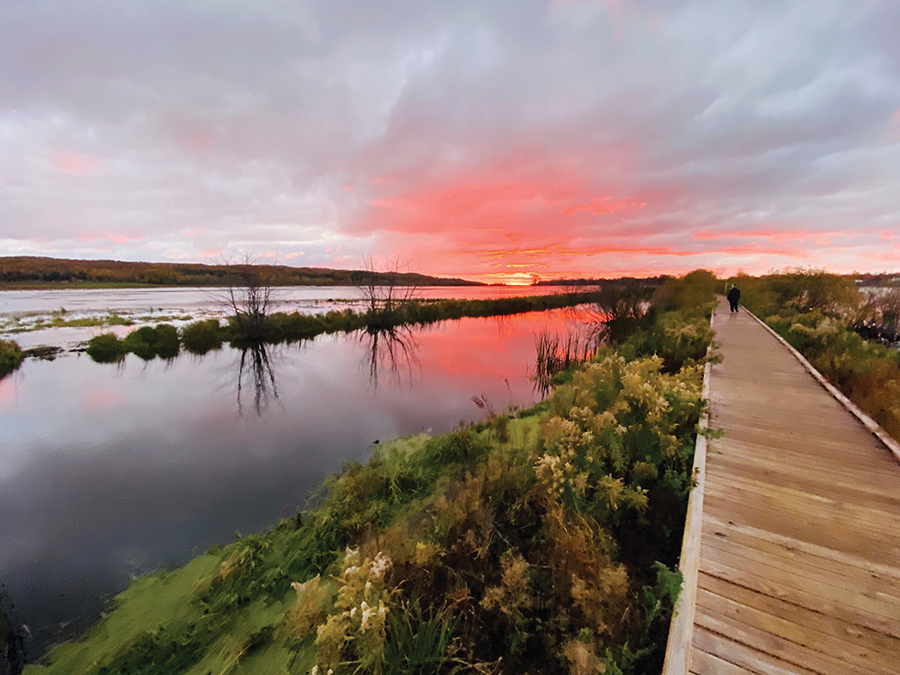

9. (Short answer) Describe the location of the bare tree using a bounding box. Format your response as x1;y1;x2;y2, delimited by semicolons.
356;255;420;329
217;253;277;341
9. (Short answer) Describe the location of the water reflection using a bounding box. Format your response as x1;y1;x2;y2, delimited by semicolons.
235;344;281;416
0;309;587;658
359;327;420;391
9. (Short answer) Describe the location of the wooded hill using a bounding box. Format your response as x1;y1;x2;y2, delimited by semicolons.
0;257;482;288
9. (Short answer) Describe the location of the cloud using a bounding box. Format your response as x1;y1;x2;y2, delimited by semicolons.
1;0;899;278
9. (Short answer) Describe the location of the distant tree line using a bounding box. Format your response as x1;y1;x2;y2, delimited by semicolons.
0;256;482;288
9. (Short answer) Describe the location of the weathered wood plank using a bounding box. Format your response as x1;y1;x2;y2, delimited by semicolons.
695;587;898;674
695;608;885;675
692;626;822;675
698;574;900;665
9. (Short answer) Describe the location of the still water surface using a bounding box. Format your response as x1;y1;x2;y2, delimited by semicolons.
1;285;564;350
0;307;586;656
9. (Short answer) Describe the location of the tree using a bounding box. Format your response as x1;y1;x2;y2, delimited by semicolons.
356;255;419;329
218;254;277;342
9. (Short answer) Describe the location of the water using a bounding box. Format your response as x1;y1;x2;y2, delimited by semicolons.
0;285;564;350
0;306;588;656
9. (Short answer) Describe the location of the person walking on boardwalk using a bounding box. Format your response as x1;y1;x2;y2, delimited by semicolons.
727;284;741;312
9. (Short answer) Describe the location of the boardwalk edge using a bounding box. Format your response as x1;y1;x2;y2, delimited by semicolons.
744;308;900;466
661;312;714;675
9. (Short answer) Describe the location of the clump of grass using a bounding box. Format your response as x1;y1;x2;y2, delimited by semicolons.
123;326;160;360
154;324;180;360
86;333;126;363
121;324;181;361
0;339;24;379
181;319;223;355
107;314;133;326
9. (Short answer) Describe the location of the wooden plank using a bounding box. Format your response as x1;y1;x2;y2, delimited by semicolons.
702;514;900;581
700;531;900;603
690;647;758;675
693;627;822;675
695;587;898;674
702;494;900;567
695;607;886;675
698;574;900;665
708;433;899;474
699;558;900;639
706;454;900;505
702;477;900;539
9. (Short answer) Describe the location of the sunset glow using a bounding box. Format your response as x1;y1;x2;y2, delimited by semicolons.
2;1;899;278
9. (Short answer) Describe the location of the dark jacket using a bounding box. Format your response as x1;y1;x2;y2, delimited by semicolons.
727;286;741;303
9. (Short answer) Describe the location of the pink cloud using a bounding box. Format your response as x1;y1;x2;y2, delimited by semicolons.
562;196;647;216
54;152;99;175
79;230;144;244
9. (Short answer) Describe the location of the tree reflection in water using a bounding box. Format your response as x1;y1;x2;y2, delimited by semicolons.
235;343;281;416
358;326;420;390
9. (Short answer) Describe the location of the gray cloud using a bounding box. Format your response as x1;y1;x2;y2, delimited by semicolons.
1;0;898;277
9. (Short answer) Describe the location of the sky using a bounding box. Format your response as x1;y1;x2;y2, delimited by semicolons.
1;0;899;284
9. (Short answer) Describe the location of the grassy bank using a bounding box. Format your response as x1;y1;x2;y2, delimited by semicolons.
731;269;900;441
27;274;716;675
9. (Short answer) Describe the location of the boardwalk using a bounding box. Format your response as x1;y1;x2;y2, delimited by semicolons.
688;298;900;674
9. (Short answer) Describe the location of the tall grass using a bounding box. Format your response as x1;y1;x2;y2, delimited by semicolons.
532;326;597;396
